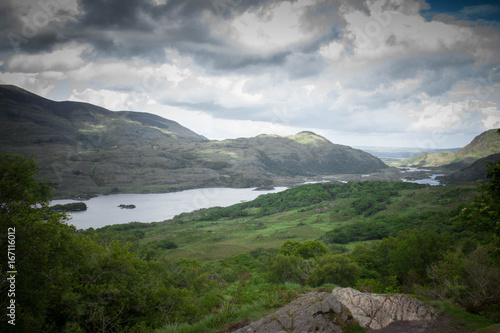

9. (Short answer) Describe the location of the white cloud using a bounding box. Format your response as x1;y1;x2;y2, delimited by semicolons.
407;101;473;131
142;103;298;140
480;106;500;129
319;41;345;61
5;43;91;72
68;88;150;111
227;0;322;52
322;0;500;68
0;71;55;97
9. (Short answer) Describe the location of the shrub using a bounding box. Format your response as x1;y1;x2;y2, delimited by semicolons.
307;254;361;287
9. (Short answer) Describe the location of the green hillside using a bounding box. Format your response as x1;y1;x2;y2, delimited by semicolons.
395;129;500;168
2;153;499;332
95;181;473;261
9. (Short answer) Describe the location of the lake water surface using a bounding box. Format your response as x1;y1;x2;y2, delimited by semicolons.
398;167;444;186
53;187;287;229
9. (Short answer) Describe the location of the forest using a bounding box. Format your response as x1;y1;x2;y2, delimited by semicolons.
0;153;499;332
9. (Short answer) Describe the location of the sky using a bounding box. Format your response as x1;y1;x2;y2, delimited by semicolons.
0;0;500;149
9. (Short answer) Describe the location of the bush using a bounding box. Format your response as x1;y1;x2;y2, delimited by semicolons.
307;254;361;287
423;245;500;321
148;239;178;249
265;254;311;284
279;240;328;259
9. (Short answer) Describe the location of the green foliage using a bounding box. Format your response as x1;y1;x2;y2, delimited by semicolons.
0;154;214;332
264;254;311;284
0;153;52;213
279;240;327;259
422;244;500;321
323;210;451;244
192;181;423;221
307;254;361;287
455;158;500;236
147;239;178;249
375;230;452;288
4;153;500;332
1;154;69;331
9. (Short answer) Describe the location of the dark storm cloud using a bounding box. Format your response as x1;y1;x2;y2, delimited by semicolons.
65;0;223;62
0;0;348;72
0;0;271;63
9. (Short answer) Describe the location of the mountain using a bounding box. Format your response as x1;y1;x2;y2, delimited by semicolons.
356;146;460;160
396;129;500;169
440;153;500;185
0;85;387;198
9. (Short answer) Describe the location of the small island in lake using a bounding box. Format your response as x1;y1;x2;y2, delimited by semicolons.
50;202;87;212
118;204;136;209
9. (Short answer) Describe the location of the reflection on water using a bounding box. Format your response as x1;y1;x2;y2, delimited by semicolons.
401;174;444;186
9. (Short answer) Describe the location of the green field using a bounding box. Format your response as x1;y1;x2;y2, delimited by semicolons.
94;182;472;261
4;153;499;332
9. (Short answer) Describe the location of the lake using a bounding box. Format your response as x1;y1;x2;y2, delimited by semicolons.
398;167;444;186
52;187;287;230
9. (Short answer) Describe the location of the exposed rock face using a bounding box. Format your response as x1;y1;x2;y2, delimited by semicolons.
232;291;356;333
332;287;436;330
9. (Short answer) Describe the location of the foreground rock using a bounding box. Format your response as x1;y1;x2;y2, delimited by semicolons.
232;291;356;333
332;287;436;330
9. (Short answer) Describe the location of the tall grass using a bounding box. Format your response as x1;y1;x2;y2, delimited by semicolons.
156;281;306;333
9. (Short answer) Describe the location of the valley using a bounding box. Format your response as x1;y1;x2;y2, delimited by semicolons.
97;181;472;261
1;85;500;333
0;85;387;199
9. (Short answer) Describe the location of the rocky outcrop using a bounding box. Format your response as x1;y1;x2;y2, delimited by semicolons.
232;291;356;333
332;287;436;330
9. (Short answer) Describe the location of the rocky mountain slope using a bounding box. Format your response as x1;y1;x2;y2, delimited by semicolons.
0;85;387;198
440;152;500;185
396;129;500;169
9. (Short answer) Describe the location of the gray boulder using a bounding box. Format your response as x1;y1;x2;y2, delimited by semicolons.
232;291;356;333
332;287;436;330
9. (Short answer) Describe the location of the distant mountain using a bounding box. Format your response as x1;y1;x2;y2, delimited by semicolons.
396;129;500;169
356;146;460;160
0;85;387;198
200;132;387;179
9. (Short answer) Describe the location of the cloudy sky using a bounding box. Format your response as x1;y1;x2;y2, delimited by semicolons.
1;0;500;148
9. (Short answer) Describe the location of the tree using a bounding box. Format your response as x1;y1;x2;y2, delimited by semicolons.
265;254;311;284
455;130;500;236
0;154;79;331
425;245;500;321
0;154;202;332
375;230;452;289
279;240;327;259
307;254;360;287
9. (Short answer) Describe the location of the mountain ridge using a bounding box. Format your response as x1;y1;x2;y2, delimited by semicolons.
0;85;387;198
395;129;500;169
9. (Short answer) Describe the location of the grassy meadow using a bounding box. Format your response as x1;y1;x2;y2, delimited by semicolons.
96;182;474;261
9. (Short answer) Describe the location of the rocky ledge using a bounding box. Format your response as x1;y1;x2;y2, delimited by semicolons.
232;291;355;333
233;288;436;333
332;287;436;330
